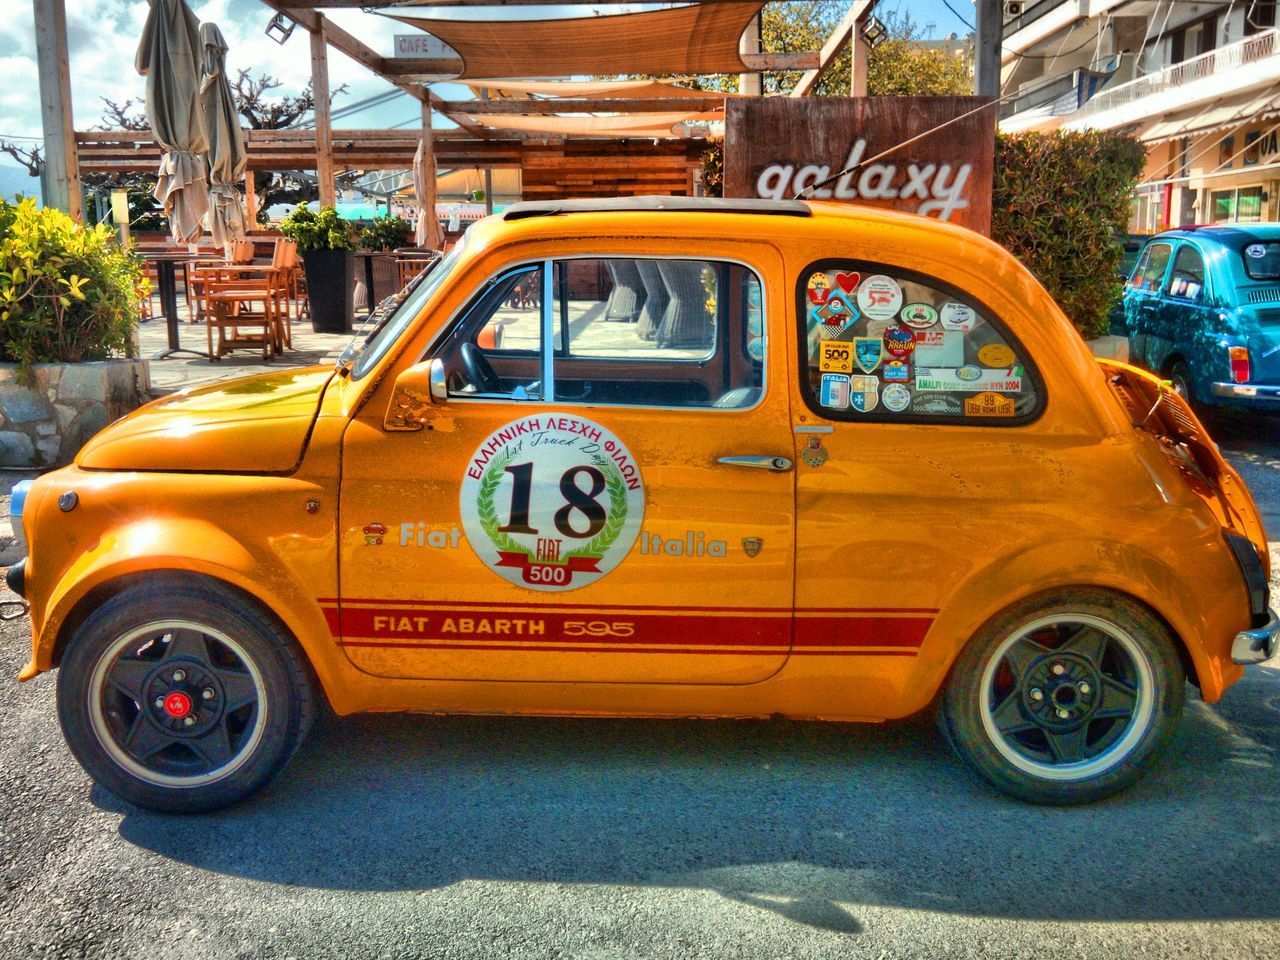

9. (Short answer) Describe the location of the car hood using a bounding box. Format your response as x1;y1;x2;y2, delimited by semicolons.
76;367;336;473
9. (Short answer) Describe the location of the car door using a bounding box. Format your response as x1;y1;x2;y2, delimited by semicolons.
1125;240;1174;371
1158;242;1215;385
336;242;796;685
786;257;1048;713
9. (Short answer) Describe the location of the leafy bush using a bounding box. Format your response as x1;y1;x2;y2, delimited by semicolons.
278;204;357;252
0;197;141;369
992;131;1146;340
359;214;412;251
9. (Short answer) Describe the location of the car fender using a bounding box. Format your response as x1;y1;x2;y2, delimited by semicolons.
30;518;351;709
899;532;1242;716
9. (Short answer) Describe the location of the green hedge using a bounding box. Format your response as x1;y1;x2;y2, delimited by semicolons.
992;131;1146;340
0;197;140;369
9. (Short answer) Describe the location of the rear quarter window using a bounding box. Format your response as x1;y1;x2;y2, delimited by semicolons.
1241;241;1280;280
796;260;1043;424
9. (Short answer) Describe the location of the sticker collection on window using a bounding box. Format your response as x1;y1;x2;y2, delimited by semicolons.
801;266;1039;420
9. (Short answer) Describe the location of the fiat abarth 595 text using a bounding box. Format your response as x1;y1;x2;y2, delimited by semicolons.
10;198;1277;811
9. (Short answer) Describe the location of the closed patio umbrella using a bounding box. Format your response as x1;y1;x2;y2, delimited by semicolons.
413;136;445;249
135;0;209;244
199;22;247;249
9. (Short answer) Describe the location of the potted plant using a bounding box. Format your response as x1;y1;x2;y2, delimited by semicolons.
0;197;150;466
359;214;413;252
279;204;358;333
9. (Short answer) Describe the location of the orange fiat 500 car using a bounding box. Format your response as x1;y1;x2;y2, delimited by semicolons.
10;198;1277;812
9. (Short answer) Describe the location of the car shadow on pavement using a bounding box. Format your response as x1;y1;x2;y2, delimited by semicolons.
100;690;1280;933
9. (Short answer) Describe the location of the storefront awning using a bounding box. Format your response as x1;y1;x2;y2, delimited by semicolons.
390;2;763;80
1141;89;1280;144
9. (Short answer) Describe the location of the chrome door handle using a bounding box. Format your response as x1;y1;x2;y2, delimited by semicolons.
716;455;794;472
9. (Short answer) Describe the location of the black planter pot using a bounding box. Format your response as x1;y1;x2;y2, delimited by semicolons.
302;248;356;333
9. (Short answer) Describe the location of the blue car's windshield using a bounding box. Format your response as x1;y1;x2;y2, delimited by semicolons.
347;236;467;380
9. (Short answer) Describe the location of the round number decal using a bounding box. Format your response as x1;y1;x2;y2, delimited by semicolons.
460;415;645;591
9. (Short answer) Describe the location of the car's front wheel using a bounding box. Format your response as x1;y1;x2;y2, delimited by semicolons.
941;590;1185;805
57;579;315;813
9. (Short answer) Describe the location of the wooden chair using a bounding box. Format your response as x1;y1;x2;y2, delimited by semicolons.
203;269;288;361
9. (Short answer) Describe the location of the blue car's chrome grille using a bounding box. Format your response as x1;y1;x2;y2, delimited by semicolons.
1244;288;1280;304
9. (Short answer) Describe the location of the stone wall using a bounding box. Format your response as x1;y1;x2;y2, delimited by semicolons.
0;360;151;467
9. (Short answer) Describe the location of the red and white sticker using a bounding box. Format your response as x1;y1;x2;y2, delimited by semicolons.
856;275;903;320
461;415;645;591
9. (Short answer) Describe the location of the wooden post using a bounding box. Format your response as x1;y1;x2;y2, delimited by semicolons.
851;12;869;96
739;12;761;96
479;87;494;214
244;169;258;226
32;0;81;219
310;23;335;207
974;0;1001;98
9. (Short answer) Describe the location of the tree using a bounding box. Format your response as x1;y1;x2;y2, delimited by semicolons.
232;70;348;221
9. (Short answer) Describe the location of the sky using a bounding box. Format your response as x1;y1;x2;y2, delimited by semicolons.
0;0;974;153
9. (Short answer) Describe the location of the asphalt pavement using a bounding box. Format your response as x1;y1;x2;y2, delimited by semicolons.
2;416;1280;960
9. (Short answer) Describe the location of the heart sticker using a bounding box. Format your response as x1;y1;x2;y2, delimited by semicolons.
835;272;861;293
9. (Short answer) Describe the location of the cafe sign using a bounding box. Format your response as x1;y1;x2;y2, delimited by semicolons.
724;97;995;235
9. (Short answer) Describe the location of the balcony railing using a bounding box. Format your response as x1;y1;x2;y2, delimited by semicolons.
1078;28;1279;117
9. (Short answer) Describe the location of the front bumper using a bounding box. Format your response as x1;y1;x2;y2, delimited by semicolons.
1211;382;1280;403
1232;609;1280;664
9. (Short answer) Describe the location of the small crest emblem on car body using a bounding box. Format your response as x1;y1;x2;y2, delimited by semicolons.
742;537;763;558
801;437;828;468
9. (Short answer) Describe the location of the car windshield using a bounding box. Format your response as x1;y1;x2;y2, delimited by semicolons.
345;235;468;380
1240;240;1280;280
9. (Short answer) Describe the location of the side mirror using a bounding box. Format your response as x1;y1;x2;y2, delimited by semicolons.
383;358;448;432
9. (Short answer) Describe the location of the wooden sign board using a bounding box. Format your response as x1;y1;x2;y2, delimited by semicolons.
724;97;995;235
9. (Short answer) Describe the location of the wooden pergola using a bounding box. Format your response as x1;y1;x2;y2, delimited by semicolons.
32;0;877;220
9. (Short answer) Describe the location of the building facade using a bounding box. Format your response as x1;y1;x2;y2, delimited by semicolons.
999;1;1280;232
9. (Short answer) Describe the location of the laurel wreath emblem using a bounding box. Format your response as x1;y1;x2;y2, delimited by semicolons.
474;446;630;564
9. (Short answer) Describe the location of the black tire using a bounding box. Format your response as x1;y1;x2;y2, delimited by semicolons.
57;579;315;813
940;590;1185;805
1167;360;1198;407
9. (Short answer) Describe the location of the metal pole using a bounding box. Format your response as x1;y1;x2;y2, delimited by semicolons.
32;0;81;219
974;0;1001;99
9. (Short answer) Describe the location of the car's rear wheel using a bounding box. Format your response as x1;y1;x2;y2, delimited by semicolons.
57;580;315;813
940;590;1185;805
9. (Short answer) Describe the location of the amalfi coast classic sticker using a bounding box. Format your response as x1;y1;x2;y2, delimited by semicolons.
460;415;644;591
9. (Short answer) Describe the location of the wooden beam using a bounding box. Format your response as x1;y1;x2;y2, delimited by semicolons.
32;0;81;219
436;98;727;116
283;0;761;5
791;1;872;97
310;23;335;206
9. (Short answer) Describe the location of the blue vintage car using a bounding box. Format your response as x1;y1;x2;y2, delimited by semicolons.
1122;225;1280;409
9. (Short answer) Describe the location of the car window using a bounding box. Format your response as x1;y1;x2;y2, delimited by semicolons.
550;257;763;409
429;264;545;400
796;261;1042;423
1241;240;1280;280
1136;242;1173;293
1166;245;1206;301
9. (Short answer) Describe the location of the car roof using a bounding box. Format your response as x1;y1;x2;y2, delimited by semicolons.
1153;224;1280;248
502;196;813;220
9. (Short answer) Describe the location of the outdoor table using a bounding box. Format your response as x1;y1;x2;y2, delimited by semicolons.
140;250;210;359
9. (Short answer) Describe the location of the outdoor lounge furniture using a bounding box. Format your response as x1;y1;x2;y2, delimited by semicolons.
635;261;669;341
202;268;289;360
655;260;714;348
604;260;646;322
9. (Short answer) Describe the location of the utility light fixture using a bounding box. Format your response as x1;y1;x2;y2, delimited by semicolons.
265;12;295;45
860;14;888;49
